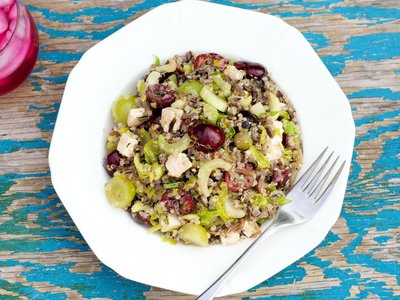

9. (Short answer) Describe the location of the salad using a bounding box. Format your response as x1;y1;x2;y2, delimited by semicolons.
104;52;302;246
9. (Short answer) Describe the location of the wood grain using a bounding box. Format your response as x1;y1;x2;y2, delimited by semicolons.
0;0;399;299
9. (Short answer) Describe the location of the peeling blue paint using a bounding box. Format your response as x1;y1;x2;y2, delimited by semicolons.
355;110;400;127
348;88;400;101
2;0;399;299
28;102;60;131
304;32;331;51
332;6;400;25
0;140;49;154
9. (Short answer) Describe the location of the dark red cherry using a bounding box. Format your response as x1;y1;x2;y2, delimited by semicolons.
234;60;266;79
104;150;121;176
161;190;194;215
188;122;225;153
194;53;227;71
146;84;176;108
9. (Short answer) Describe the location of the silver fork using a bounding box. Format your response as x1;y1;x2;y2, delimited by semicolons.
197;147;346;300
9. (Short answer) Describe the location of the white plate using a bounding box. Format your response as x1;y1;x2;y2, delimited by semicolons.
49;0;355;296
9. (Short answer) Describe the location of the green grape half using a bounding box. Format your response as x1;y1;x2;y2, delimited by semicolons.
105;176;136;209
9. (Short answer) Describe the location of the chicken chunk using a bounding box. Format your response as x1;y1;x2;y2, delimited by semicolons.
160;107;184;132
220;232;240;245
263;120;283;161
224;65;245;81
242;221;260;238
127;108;146;127
117;131;139;158
165;153;192;178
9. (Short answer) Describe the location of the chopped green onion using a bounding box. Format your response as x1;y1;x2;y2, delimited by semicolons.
163;182;181;189
154;55;160;66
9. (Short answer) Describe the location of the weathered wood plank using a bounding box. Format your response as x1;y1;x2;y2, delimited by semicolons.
0;0;399;299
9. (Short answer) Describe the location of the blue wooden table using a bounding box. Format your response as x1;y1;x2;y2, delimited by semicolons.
0;0;399;299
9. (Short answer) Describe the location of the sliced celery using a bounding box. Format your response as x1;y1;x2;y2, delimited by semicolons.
250;102;267;118
112;95;137;124
203;103;219;124
240;95;252;108
155;59;177;73
200;85;228;112
158;134;191;155
177;80;203;97
212;74;231;97
105;176;136;209
268;92;283;112
179;224;209;246
217;183;246;219
198;159;232;197
144;140;160;164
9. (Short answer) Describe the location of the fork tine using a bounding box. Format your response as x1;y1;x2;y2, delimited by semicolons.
293;147;328;189
309;155;339;198
316;160;346;203
302;151;334;193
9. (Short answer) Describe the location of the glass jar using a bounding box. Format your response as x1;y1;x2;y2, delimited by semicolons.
0;0;39;96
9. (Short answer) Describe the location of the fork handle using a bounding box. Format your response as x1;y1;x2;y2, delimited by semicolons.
196;210;296;300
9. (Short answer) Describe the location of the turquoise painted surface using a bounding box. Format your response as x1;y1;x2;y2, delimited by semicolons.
1;0;399;299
